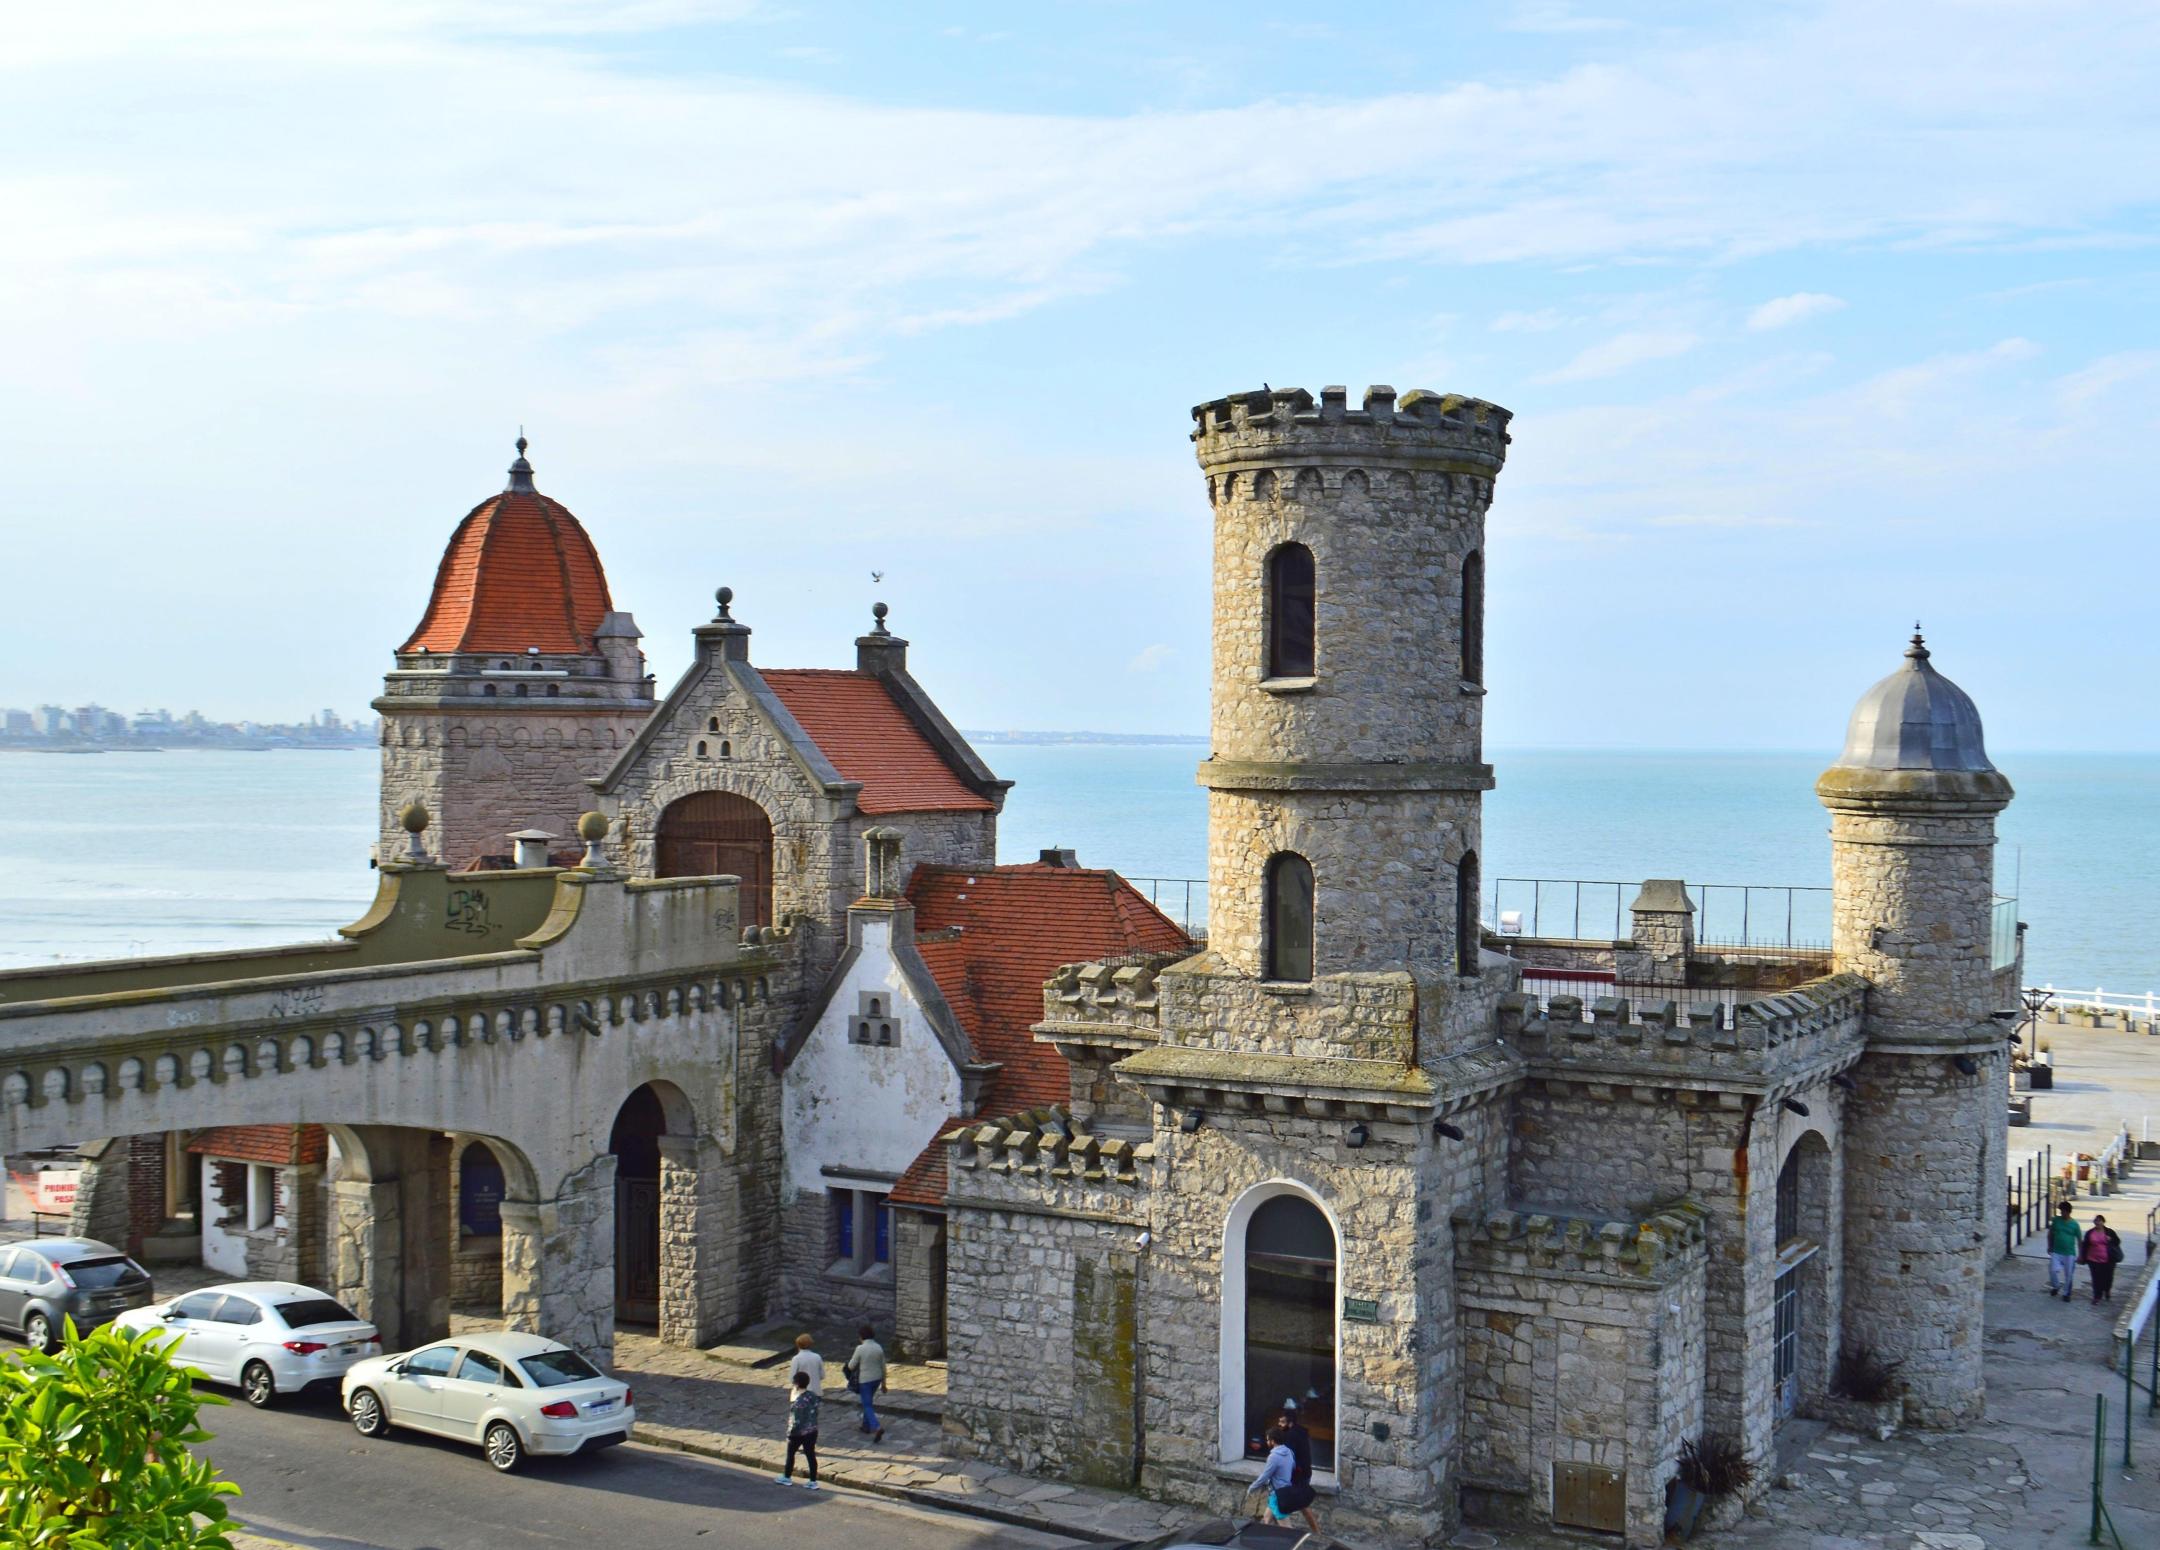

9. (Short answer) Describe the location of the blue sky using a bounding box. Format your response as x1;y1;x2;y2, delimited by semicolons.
2;1;2156;749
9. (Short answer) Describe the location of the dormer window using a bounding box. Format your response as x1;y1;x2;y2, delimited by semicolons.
1266;542;1316;679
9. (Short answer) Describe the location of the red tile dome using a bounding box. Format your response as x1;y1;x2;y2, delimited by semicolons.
400;438;615;655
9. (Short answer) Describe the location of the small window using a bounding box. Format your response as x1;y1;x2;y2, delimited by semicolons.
546;684;560;697
1461;550;1484;684
456;1350;506;1383
213;1297;263;1326
1265;852;1315;982
833;1188;855;1260
719;740;731;758
483;684;497;697
1456;850;1480;978
708;717;720;732
873;1197;891;1265
248;1163;275;1230
404;1345;458;1378
1266;542;1317;678
697;740;709;759
515;683;528;697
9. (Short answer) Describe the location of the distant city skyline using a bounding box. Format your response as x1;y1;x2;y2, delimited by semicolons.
3;5;2157;750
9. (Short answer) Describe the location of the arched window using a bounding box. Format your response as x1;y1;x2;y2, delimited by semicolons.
696;740;709;759
1235;1192;1336;1470
1456;850;1480;978
1460;550;1484;684
656;791;774;925
457;1142;505;1238
1266;542;1317;678
1265;852;1314;982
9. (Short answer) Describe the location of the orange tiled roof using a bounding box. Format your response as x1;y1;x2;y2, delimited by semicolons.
907;862;1192;1118
401;487;614;655
186;1124;328;1167
888;1114;969;1210
760;669;994;816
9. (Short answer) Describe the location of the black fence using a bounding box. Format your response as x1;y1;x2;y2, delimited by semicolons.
2007;1146;2056;1257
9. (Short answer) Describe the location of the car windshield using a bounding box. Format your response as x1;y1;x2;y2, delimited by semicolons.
63;1257;147;1289
517;1349;601;1387
276;1298;360;1328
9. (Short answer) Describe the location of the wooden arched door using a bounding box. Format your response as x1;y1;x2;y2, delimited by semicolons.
655;791;773;926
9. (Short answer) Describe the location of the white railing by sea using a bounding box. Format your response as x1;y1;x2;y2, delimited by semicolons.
2031;986;2160;1020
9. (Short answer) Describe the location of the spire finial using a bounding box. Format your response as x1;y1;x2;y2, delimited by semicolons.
506;429;535;493
714;586;735;622
870;600;889;637
1906;621;1930;663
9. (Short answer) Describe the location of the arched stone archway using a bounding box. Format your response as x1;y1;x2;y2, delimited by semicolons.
1774;1129;1837;1423
656;792;773;925
1218;1180;1343;1473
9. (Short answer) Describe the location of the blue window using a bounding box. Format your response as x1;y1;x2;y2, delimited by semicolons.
873;1198;891;1265
833;1189;854;1259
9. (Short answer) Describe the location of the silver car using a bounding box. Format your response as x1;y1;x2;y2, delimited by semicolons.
0;1237;157;1353
114;1282;381;1406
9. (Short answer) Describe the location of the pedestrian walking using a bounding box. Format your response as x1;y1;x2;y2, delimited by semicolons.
1273;1399;1322;1536
2084;1215;2124;1303
1246;1425;1297;1526
790;1331;825;1393
775;1369;822;1489
845;1323;886;1442
2047;1200;2081;1300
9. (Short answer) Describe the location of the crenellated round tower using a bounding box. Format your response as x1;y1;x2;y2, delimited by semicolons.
1191;385;1510;987
1819;629;2014;1427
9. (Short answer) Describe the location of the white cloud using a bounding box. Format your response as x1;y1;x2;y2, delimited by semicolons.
1747;292;1847;331
1127;644;1175;674
1492;309;1567;333
1538;331;1700;383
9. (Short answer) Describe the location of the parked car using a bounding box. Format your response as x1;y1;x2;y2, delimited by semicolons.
0;1237;155;1352
342;1330;634;1472
113;1282;379;1406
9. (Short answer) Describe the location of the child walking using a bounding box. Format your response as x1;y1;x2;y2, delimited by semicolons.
776;1369;822;1490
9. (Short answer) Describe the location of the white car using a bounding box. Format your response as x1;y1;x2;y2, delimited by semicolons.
113;1282;380;1407
341;1330;634;1472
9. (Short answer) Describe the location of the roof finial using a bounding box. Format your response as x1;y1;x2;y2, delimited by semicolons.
714;586;735;622
506;429;536;493
870;600;889;637
1906;620;1930;663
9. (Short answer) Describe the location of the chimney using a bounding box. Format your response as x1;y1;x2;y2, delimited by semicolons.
694;586;753;664
855;601;909;676
864;826;905;899
1039;847;1079;868
509;830;556;869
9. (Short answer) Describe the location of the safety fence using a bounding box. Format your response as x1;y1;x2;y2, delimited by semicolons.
1124;877;1207;933
2007;1145;2057;1256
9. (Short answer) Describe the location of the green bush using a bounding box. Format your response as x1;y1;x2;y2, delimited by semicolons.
0;1318;241;1549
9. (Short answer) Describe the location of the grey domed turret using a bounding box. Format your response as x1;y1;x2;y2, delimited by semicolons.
1834;629;1995;773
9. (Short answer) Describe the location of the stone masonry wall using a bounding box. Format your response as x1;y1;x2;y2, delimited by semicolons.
777;1188;898;1331
892;1208;946;1360
378;709;647;867
1826;810;2001;1044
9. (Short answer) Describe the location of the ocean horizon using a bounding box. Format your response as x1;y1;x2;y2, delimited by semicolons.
0;744;2151;995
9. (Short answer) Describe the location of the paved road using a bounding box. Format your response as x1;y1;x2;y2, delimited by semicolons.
189;1383;1083;1550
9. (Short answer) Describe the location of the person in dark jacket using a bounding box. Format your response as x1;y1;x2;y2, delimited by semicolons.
2085;1215;2125;1303
1273;1399;1321;1535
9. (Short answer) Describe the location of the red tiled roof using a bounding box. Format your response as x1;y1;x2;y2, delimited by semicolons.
761;669;994;816
186;1124;328;1167
907;862;1193;1118
888;1114;969;1210
401;488;614;654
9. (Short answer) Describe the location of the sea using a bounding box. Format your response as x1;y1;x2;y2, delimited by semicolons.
0;746;2152;995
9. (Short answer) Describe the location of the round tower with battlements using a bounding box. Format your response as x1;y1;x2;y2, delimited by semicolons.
1819;629;2014;1427
1191;385;1510;995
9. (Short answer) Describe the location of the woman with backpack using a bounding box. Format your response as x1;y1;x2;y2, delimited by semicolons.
2084;1214;2124;1303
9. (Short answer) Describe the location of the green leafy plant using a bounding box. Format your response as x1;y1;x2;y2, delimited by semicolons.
1676;1433;1754;1499
1831;1345;1905;1404
0;1317;241;1549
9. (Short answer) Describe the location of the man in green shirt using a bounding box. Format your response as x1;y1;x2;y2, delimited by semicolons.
2047;1200;2081;1301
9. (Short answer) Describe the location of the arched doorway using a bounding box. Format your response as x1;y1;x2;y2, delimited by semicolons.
1221;1185;1339;1472
1774;1131;1834;1423
610;1087;667;1326
655;791;773;926
450;1138;506;1314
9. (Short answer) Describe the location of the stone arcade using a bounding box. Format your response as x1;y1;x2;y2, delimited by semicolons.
0;406;2020;1547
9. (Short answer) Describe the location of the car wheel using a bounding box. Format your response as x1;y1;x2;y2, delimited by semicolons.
484;1421;524;1473
23;1313;54;1354
349;1388;389;1438
242;1361;276;1408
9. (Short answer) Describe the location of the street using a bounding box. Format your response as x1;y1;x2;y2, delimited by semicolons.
192;1382;1084;1550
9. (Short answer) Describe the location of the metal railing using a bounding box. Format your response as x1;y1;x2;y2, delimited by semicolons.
2007;1145;2057;1256
1124;877;1207;932
2035;985;2160;1023
1516;969;1739;1029
2092;1394;2127;1547
1489;877;1833;951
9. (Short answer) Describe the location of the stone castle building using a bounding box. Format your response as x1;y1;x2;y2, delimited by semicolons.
27;405;2021;1549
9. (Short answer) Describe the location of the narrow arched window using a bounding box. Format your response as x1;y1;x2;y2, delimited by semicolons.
1265;852;1314;982
1456;849;1480;978
1460;551;1484;684
1266;543;1316;678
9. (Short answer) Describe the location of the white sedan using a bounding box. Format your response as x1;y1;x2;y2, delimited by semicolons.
113;1282;380;1407
342;1330;634;1472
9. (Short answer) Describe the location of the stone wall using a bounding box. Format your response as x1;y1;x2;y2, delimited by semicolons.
377;708;647;867
892;1208;946;1360
1824;807;2002;1045
1455;1204;1707;1549
776;1188;898;1330
68;1132;168;1255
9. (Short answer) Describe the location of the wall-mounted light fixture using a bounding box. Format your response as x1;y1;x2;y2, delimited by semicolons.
1830;1073;1858;1093
1181;1107;1205;1134
1781;1098;1811;1117
1346;1123;1370;1149
1953;1054;1980;1076
1434;1120;1465;1141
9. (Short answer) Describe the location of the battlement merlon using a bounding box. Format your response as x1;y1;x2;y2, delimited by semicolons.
1031;949;1188;1056
1452;1199;1709;1287
1190;385;1513;475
